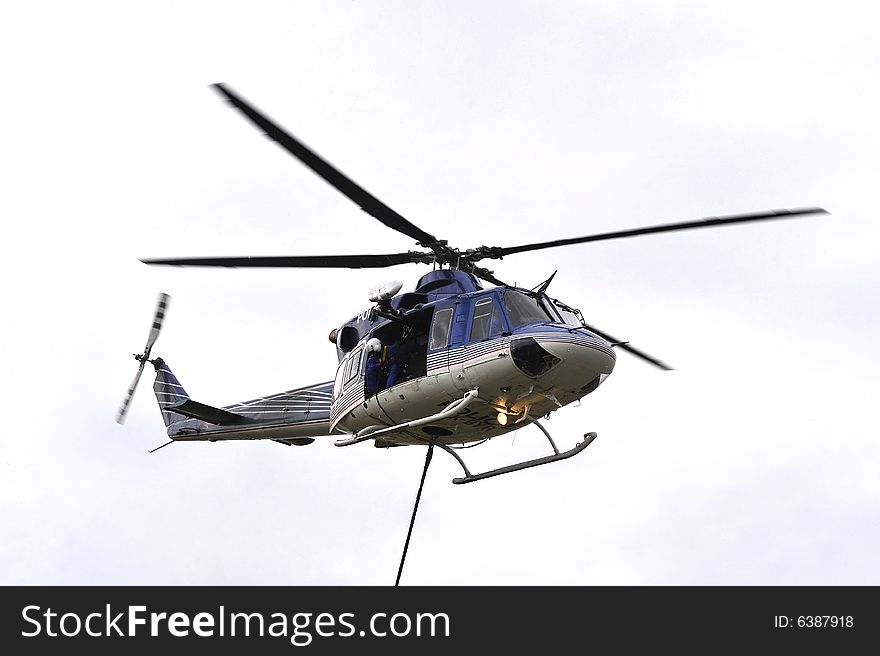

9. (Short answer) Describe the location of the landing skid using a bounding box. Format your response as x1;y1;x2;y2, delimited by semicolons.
438;421;598;484
336;388;597;484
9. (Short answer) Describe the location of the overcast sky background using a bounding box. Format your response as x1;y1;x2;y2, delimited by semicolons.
2;1;878;586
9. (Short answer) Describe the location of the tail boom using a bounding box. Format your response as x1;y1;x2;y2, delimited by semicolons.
151;358;334;443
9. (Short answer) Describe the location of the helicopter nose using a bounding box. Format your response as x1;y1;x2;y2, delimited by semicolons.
532;330;616;379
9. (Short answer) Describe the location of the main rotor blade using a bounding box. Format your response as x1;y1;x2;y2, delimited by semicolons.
141;253;426;269
583;323;673;371
212;83;442;249
482;208;828;260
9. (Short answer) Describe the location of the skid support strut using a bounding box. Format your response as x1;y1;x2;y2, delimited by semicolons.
436;419;598;484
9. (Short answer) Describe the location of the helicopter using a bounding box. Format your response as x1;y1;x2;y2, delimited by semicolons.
117;83;826;485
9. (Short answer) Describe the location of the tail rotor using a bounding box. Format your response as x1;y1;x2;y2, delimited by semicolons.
116;293;170;424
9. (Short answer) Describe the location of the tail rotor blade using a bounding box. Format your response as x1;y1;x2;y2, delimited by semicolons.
117;292;171;425
116;358;147;424
145;293;170;351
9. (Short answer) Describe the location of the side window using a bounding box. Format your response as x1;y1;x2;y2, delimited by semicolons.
429;308;453;351
469;298;502;342
344;348;363;387
333;360;346;399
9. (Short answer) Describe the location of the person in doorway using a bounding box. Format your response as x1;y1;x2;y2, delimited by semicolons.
365;337;385;397
384;327;417;389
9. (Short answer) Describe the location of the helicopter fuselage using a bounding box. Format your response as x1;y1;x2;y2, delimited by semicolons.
153;270;615;448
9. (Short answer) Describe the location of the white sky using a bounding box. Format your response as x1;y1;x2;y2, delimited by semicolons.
2;0;878;585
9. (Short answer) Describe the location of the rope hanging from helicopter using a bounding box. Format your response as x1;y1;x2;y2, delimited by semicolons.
395;441;435;586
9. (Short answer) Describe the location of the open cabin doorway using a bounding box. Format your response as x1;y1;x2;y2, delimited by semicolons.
365;307;434;397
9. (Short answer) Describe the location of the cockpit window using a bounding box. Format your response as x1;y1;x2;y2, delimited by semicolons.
557;308;581;326
550;298;584;327
504;290;555;327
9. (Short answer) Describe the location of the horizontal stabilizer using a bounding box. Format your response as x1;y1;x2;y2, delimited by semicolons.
167;399;247;425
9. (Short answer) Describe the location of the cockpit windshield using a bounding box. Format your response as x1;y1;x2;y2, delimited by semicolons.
550;299;584;327
503;289;557;327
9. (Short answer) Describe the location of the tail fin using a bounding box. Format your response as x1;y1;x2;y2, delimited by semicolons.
151;357;191;428
151;357;247;431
